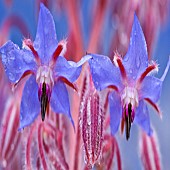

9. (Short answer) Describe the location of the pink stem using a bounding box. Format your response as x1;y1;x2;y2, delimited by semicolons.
4;106;20;160
114;138;122;170
26;125;36;170
73;119;81;170
38;123;48;170
142;132;152;170
106;138;115;170
150;136;161;170
44;122;69;169
0;104;12;158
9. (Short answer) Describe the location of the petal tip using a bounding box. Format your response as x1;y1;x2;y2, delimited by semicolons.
40;2;46;10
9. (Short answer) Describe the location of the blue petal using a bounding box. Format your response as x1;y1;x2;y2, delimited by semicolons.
134;100;153;135
0;41;37;83
123;14;148;80
88;54;121;91
50;80;75;128
109;91;122;135
54;55;91;82
139;76;162;103
34;3;58;64
19;75;40;130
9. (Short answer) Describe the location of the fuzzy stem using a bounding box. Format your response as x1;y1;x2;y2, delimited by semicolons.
38;123;48;170
114;138;122;170
26;125;36;170
106;138;115;170
45;122;69;169
0;103;12;158
73;121;81;170
4;106;19;160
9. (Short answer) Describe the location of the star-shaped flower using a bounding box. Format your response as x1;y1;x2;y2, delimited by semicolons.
0;4;90;129
87;14;170;140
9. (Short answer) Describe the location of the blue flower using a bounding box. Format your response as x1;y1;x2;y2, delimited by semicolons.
0;4;90;129
87;14;170;140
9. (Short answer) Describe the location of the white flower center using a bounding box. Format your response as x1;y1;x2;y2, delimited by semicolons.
121;86;139;109
36;66;54;87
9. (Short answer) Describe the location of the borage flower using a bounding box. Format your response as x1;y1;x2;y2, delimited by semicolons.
87;14;170;140
0;4;90;129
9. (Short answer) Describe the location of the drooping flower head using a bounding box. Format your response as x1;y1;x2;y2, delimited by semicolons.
0;3;90;129
87;14;170;140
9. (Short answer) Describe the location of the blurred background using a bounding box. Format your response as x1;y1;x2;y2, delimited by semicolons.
0;0;170;169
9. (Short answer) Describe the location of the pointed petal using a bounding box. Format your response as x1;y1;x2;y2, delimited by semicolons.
123;14;148;80
109;91;122;135
139;76;162;103
54;55;91;82
19;75;40;129
134;100;153;135
50;80;75;128
88;54;121;91
34;3;58;64
0;41;37;83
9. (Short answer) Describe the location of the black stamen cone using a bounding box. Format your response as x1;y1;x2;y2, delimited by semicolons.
125;103;132;140
40;82;48;121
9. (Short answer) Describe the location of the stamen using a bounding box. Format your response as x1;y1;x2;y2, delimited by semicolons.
113;52;127;82
23;39;41;65
137;61;158;85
